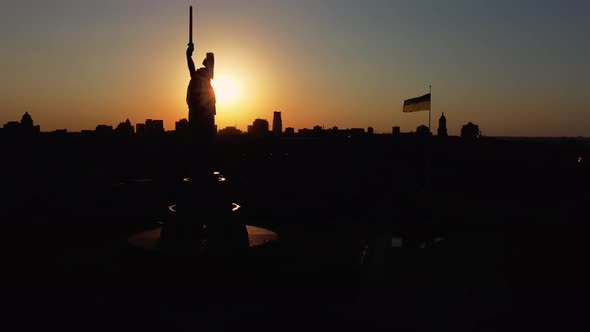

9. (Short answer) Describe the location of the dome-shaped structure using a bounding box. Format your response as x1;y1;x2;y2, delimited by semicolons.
461;122;480;140
21;112;33;128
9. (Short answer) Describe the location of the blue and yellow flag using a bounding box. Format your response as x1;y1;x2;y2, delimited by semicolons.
403;93;431;113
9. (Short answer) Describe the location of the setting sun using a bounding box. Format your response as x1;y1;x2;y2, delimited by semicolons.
212;76;240;105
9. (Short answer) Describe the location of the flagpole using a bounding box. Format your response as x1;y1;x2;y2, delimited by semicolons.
429;85;432;134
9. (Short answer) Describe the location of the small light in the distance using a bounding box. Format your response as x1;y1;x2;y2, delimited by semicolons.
232;203;241;212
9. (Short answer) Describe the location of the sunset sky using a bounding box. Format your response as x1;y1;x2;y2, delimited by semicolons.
1;0;589;136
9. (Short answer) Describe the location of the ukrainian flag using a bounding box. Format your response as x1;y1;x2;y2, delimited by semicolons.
403;93;431;113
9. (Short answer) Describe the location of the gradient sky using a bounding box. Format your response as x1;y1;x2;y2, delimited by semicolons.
1;0;589;136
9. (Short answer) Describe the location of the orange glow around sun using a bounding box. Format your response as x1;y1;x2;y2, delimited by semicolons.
212;76;240;106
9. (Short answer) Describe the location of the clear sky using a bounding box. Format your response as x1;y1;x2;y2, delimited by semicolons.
1;0;589;136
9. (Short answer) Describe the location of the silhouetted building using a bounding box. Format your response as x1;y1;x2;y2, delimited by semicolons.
272;111;282;136
145;119;165;136
298;126;324;137
115;119;134;136
3;121;20;131
218;126;242;136
22;112;40;134
2;112;41;137
95;125;113;135
136;123;146;135
284;127;295;136
416;125;431;137
438;113;448;137
248;119;269;137
298;128;315;137
51;129;68;136
176;118;189;130
21;112;33;128
175;118;190;137
367;127;374;135
461;122;480;140
349;128;365;137
392;126;401;137
2;122;17;137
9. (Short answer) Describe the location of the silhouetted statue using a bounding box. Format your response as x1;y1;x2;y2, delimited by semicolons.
186;43;216;143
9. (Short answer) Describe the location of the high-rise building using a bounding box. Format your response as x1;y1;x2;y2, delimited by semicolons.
437;113;448;137
272;111;282;136
145;119;164;136
392;126;401;137
115;118;134;135
136;123;146;135
175;118;189;136
249;119;269;137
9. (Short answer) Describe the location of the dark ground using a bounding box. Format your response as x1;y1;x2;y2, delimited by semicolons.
1;133;589;331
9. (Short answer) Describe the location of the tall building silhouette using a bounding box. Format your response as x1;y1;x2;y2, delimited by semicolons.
249;119;270;137
272;111;282;136
115;119;134;135
145;119;165;136
437;112;448;137
175;118;190;137
136;123;145;135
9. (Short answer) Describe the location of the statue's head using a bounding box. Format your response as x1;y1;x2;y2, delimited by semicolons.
202;53;214;69
203;53;214;79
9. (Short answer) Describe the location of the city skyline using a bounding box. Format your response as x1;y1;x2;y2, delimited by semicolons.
1;1;589;136
3;110;484;138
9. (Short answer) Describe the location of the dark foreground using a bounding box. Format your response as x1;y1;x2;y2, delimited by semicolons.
1;134;589;331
